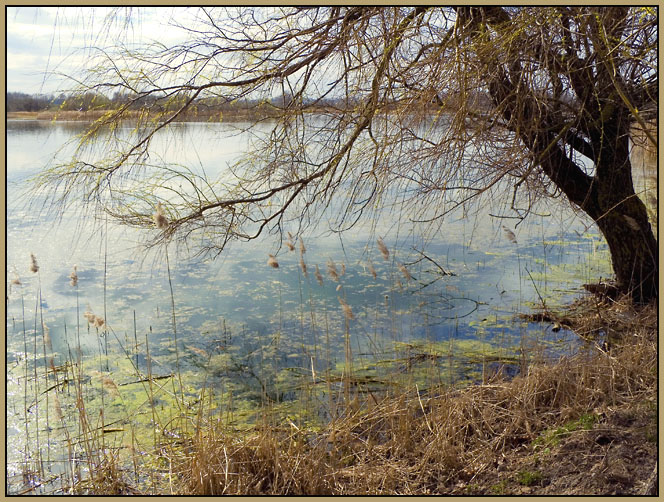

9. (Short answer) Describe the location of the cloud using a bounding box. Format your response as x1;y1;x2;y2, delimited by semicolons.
6;7;211;93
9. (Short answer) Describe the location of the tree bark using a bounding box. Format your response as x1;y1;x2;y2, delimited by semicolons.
464;6;659;304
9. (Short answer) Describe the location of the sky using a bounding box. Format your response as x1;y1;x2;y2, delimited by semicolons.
6;7;191;95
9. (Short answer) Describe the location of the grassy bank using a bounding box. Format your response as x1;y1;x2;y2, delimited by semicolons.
78;295;657;496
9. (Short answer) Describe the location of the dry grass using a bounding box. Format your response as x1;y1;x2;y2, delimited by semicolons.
174;297;657;495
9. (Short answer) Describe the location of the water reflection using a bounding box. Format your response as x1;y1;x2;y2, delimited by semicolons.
6;118;622;493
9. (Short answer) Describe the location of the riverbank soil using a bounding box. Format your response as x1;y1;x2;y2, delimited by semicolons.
176;295;657;496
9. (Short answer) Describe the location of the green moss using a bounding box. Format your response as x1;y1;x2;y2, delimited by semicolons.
533;413;598;449
517;470;543;486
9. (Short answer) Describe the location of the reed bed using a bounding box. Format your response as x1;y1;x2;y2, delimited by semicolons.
5;238;655;495
175;297;656;495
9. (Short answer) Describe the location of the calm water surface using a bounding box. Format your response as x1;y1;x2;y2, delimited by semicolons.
6;119;617;493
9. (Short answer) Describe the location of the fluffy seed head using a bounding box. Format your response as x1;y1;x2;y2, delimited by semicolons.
367;260;377;279
315;264;324;286
300;256;308;277
69;265;78;287
286;240;295;252
84;310;96;325
299;239;306;255
153;202;168;230
29;253;39;273
327;260;339;282
43;322;52;351
398;262;412;281
377;238;389;261
338;297;354;320
502;226;517;244
267;254;279;268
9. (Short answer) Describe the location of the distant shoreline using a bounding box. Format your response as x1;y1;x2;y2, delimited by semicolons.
6;109;271;123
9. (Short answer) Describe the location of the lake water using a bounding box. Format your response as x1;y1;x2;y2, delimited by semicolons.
6;119;622;493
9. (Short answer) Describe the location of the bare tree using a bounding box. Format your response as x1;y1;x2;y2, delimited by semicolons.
35;7;657;302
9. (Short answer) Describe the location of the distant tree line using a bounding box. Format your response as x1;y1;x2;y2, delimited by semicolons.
7;90;457;115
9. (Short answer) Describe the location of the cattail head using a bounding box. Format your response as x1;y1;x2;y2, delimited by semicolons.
69;265;78;287
377;238;390;261
43;322;52;351
502;226;517;244
367;260;377;280
327;260;339;282
94;316;105;329
53;394;64;421
100;375;120;397
315;264;324;286
153;202;168;230
10;273;21;295
29;253;39;274
398;262;412;282
84;310;96;325
338;297;354;320
267;254;279;268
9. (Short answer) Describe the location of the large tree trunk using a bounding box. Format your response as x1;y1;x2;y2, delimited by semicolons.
595;202;658;304
461;6;658;303
588;121;658;304
540;109;658;304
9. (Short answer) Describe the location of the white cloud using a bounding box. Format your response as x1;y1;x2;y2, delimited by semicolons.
7;7;231;94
